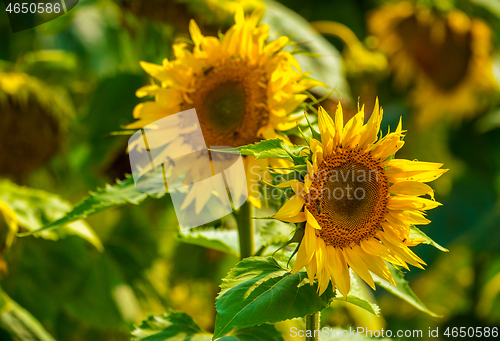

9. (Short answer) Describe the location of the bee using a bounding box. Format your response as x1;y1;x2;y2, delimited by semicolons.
316;200;322;214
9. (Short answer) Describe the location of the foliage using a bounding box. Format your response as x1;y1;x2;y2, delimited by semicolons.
0;0;499;340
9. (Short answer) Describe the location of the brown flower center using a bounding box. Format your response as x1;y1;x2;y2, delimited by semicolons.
305;148;389;248
395;14;472;92
190;59;269;147
0;84;63;179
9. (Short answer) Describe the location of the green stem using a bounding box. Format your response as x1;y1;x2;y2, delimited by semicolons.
235;201;254;260
305;311;320;341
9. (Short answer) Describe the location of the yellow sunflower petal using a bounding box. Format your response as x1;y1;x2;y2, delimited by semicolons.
326;245;351;297
273;195;305;221
306;254;318;284
305;208;322;230
387;196;441;211
333;102;344;146
304;223;318;262
292;241;309;273
273;179;305;196
389;181;435;199
318;106;335;149
378;232;426;269
343;247;376;290
342;107;364;148
360;239;408;269
354;245;395;285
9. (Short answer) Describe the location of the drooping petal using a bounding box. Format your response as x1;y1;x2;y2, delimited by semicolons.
292;241;309;273
305;208;322;230
343;247;376;290
304;223;318;262
354;245;395;285
326;245;351;297
360;238;408;269
389;181;435;199
305;254;318;284
273;195;305;220
387;196;441;211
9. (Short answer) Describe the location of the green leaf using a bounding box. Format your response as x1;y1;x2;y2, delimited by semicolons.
131;312;284;341
410;226;449;252
0;288;56;341
2;236;130;331
258;220;294;248
177;229;240;258
218;324;284;341
18;173;165;237
131;312;212;341
0;180;103;251
214;256;335;339
373;265;440;317
333;272;380;316
223;139;308;164
177;221;293;258
471;0;500;18
262;0;350;100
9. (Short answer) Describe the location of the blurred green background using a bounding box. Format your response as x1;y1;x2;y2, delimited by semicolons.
0;0;499;340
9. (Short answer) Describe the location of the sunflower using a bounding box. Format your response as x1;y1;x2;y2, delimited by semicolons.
369;1;497;127
0;72;71;178
128;7;321;209
272;100;447;296
122;0;261;31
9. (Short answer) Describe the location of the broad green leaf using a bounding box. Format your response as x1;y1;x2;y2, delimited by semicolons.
218;139;308;164
262;0;350;100
0;180;103;251
333;272;380;316
214;257;335;339
131;312;212;341
177;229;240;258
471;0;500;17
0;287;10;314
131;312;284;341
18;173;165;237
373;265;440;317
177;221;293;258
258;220;294;247
2;236;131;331
410;226;448;252
218;324;284;341
0;288;56;341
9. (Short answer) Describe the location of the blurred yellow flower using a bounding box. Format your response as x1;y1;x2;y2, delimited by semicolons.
181;0;263;25
273;100;447;296
123;0;262;29
0;199;18;275
369;1;498;127
129;7;322;208
311;21;388;79
0;72;71;178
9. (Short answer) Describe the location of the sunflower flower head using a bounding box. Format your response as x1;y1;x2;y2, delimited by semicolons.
129;7;322;209
0;72;72;178
369;1;498;127
273;99;447;296
129;6;321;143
